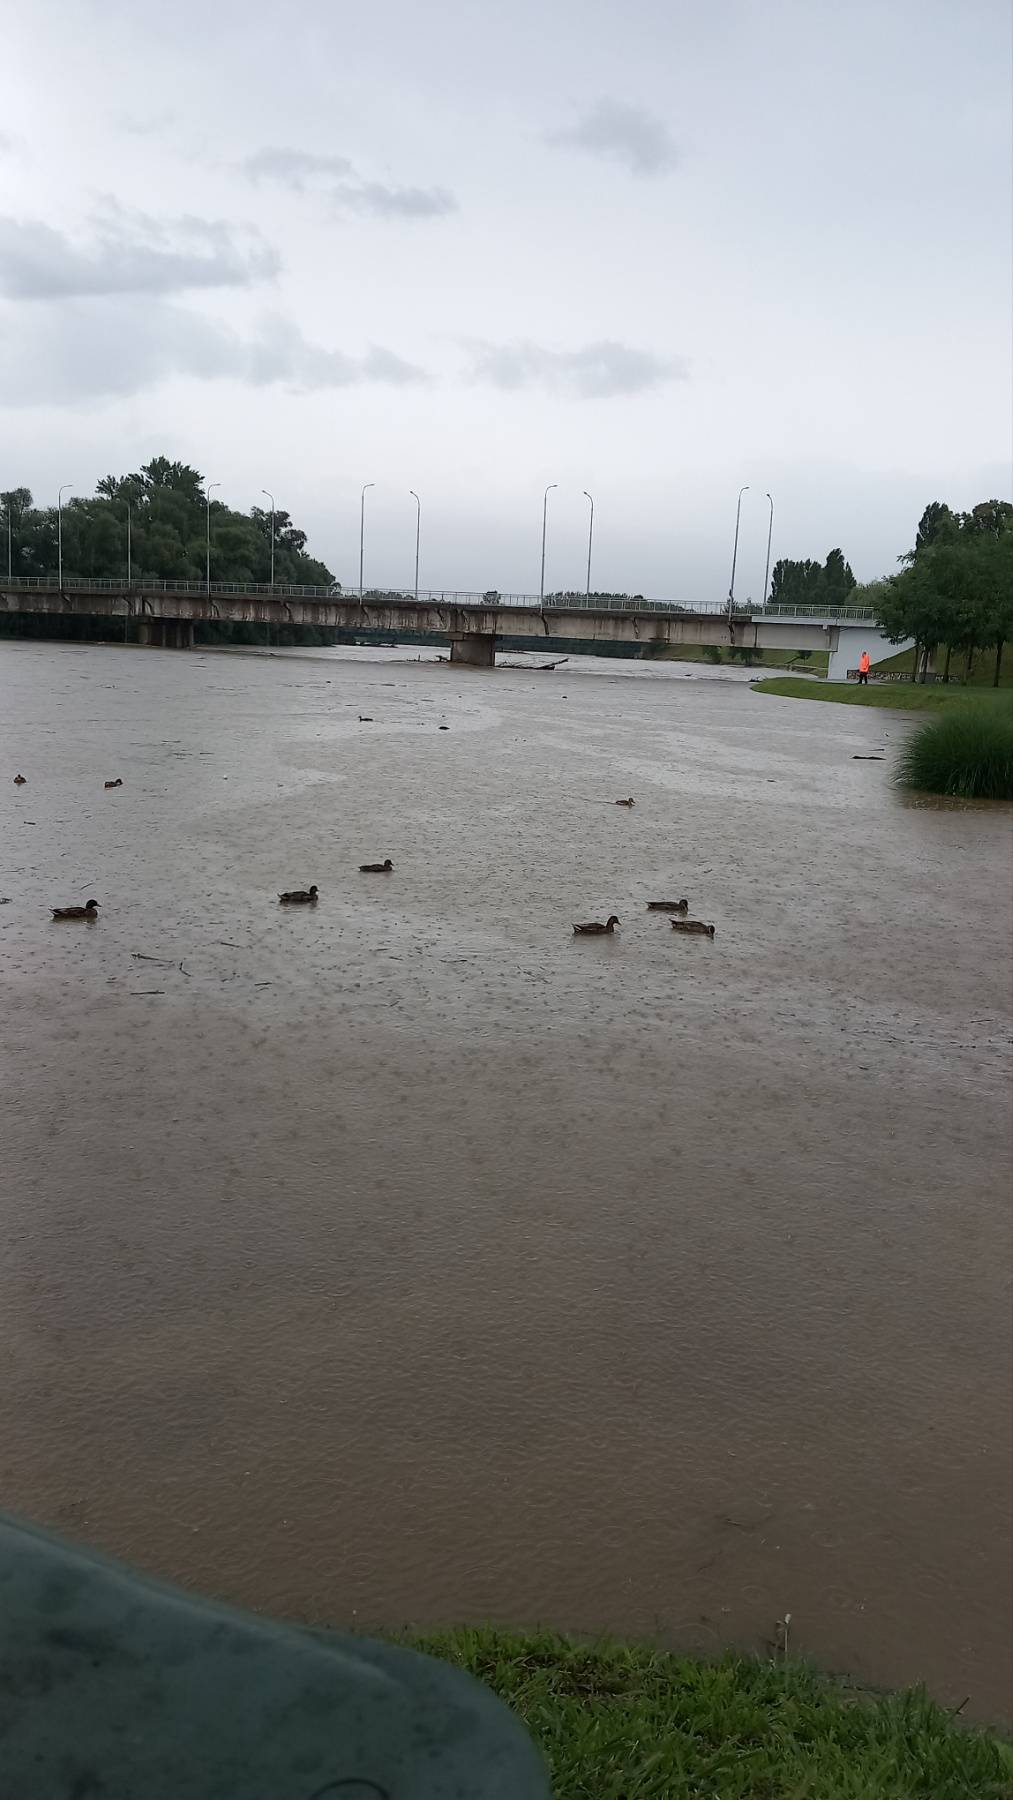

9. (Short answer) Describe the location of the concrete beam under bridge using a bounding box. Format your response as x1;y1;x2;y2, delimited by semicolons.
449;633;496;667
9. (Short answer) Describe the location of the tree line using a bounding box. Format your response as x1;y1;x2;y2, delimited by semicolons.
0;458;334;589
767;547;856;610
869;499;1013;684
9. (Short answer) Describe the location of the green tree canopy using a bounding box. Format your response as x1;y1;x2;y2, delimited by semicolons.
768;550;856;609
1;459;334;588
877;497;1013;683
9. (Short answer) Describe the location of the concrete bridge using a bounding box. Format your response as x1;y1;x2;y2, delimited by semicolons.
0;578;889;667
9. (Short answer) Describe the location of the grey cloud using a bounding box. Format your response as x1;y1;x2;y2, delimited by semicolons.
467;339;686;399
331;180;456;219
546;98;678;177
243;145;456;219
0;299;427;405
244;147;355;190
0;209;278;300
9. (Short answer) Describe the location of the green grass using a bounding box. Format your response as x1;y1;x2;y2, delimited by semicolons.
411;1629;1013;1798
752;677;1013;713
897;706;1013;800
657;644;830;674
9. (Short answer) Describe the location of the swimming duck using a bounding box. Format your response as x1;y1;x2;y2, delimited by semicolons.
52;899;100;920
359;859;394;873
104;778;123;789
278;885;319;904
614;797;635;807
13;774;26;785
573;915;621;935
647;899;689;913
670;919;715;937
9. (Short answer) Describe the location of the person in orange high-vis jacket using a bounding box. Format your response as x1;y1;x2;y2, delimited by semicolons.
857;650;871;685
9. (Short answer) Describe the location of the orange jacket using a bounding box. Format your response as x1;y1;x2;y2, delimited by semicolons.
859;652;871;673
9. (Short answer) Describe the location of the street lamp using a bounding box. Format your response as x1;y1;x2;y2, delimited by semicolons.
205;482;220;593
727;484;749;618
583;490;594;598
5;497;11;581
762;492;774;609
359;483;374;596
539;483;557;603
409;490;421;601
126;499;132;586
261;488;276;588
57;484;74;587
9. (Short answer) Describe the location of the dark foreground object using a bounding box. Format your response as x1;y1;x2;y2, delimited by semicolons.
0;1517;548;1800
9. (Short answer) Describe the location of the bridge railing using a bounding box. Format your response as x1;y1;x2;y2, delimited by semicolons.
755;603;878;622
0;575;740;618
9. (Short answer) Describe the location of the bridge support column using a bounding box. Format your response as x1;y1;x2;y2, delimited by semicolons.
136;618;193;648
449;633;496;667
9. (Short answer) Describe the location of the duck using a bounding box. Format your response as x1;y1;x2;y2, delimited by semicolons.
573;915;621;935
614;797;635;807
104;778;123;789
278;885;319;904
670;919;715;937
646;898;689;913
359;859;394;873
52;899;100;920
13;774;26;785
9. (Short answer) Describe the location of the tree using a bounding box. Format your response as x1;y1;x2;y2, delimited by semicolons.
768;558;824;608
959;499;1013;539
909;501;956;560
821;547;857;606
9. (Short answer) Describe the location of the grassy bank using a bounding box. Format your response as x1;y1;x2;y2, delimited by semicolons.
412;1629;1012;1798
752;677;1013;713
655;643;830;675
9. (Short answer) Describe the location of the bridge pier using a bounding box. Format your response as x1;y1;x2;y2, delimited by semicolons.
449;633;496;668
136;618;194;649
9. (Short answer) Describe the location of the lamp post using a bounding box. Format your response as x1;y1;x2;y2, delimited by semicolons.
539;483;557;603
126;500;132;586
727;484;749;618
205;482;220;594
762;492;774;609
359;483;374;596
58;484;73;587
409;490;420;601
582;490;594;598
261;488;276;588
5;498;11;581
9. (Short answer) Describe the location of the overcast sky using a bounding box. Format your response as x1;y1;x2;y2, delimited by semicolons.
2;0;1009;598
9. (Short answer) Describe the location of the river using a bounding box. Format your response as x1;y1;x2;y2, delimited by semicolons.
2;639;1011;1722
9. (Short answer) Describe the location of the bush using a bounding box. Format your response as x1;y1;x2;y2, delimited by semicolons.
702;644;723;664
897;705;1013;799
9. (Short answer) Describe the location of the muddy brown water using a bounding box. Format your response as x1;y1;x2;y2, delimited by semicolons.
2;641;1011;1723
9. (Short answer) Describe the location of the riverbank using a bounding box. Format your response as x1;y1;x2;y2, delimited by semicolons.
411;1629;1013;1798
752;677;1013;712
